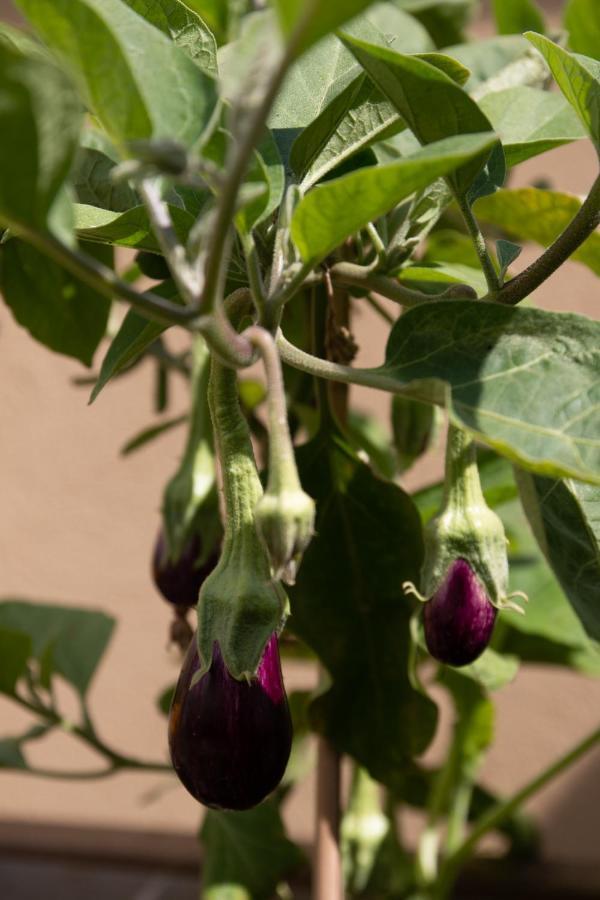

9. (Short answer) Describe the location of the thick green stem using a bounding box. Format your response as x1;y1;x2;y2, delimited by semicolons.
442;426;485;513
243;326;301;493
330;261;437;307
440;726;600;890
455;193;501;293
490;172;600;305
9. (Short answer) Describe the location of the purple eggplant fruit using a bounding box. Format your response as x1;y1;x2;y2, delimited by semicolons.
152;529;217;609
168;633;292;810
423;558;497;667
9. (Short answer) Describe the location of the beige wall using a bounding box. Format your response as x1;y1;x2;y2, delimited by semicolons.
1;0;599;864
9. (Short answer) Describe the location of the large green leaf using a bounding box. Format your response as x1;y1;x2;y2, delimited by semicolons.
565;0;600;60
443;35;530;91
74;203;195;252
0;600;115;697
272;0;377;58
200;800;303;900
0;42;82;232
72;147;139;213
491;0;544;36
526;32;600;149
515;471;600;643
16;0;217;149
122;0;218;73
291;132;496;264
289;430;438;789
340;33;498;197
474;187;600;277
478;86;586;166
377;301;600;485
394;0;475;49
0;239;111;366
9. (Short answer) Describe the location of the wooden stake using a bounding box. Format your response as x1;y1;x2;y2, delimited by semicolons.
314;736;342;900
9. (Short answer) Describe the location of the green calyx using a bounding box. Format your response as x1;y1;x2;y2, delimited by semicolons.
196;354;288;682
254;485;315;585
421;426;509;607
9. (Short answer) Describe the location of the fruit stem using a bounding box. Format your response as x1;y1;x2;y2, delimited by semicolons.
442;425;485;514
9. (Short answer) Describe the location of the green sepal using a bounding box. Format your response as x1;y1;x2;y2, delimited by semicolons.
421;426;509;606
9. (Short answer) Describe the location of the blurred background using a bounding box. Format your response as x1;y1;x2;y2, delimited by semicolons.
0;0;599;896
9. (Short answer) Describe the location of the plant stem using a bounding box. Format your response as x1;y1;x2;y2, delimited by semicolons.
11;692;172;775
2;220;196;327
365;222;386;267
491;172;600;305
137;178;201;305
242;232;268;319
330;261;435;307
243;326;301;491
455;193;501;293
440;726;600;889
314;735;342;900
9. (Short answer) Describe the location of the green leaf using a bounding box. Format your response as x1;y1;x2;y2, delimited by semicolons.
496;239;522;282
340;33;498;197
443;34;529;91
200;800;303;900
395;0;475;49
16;0;217;149
184;0;228;44
121;0;218;73
74;203;195;252
291;133;496;264
526;32;600;148
515;471;600;643
399;261;487;296
0;42;82;233
272;0;377;57
565;0;600;60
0;600;115;697
456;647;519;692
121;415;188;456
492;0;544;36
289;431;438;789
72;147;139;213
90;283;181;402
0;628;31;695
478;85;587;166
0;239;111;366
378;301;600;485
474;187;600;277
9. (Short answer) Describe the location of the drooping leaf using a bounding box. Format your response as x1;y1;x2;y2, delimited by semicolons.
565;0;600;60
515;471;600;643
496;239;522;282
0;600;115;697
0;42;82;233
474;187;600;277
16;0;217;149
272;0;378;58
90;282;181;402
377;301;600;485
200;799;303;900
340;33;498;197
289;431;438;789
0;239;111;366
121;0;218;73
492;0;544;36
478;86;586;166
0;629;32;695
291;133;496;264
74;203;195;252
526;32;600;149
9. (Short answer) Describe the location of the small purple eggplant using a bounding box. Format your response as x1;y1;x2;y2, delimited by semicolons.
168;633;292;810
152;529;217;609
423;558;497;667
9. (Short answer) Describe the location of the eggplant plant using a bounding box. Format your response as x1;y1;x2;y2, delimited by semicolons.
0;0;599;898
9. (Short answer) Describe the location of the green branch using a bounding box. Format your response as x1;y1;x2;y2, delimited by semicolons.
455;192;501;294
490;172;600;305
440;726;600;888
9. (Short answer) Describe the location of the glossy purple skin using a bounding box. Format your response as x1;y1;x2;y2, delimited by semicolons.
152;530;217;608
423;558;497;667
168;634;292;810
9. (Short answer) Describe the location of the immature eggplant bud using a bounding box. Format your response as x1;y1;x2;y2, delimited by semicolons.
391;395;441;473
423;558;497;666
254;487;315;585
152;529;218;609
168;633;292;810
